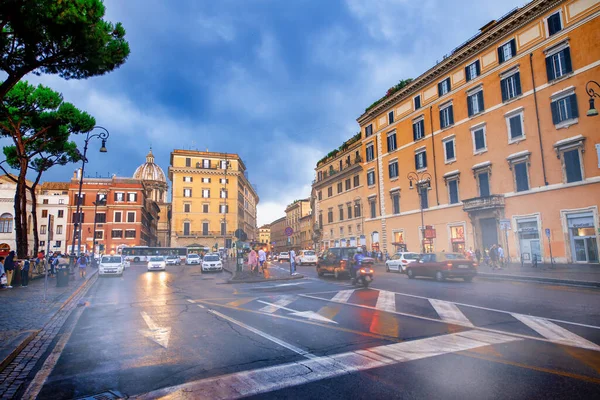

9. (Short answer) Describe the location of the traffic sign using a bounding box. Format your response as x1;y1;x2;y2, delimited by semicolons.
285;227;293;237
499;219;511;231
545;228;551;237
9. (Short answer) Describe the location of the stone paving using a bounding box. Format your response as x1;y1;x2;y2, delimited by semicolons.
0;268;97;399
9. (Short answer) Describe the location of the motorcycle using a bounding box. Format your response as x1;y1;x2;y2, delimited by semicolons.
352;257;375;288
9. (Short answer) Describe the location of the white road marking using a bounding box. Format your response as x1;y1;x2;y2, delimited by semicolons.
259;296;296;313
197;304;205;309
375;290;396;312
511;314;600;351
187;299;195;303
429;299;474;327
139;311;171;348
257;300;338;324
252;282;305;289
136;329;520;399
330;289;355;303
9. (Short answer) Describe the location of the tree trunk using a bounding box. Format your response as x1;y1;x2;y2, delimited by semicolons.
0;74;23;101
14;158;30;258
30;186;39;256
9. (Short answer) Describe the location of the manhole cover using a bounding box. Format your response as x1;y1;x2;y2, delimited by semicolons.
77;390;124;400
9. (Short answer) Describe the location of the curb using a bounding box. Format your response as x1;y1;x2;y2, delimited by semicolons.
477;272;600;288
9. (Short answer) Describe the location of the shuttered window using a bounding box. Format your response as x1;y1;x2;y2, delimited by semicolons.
564;149;583;183
465;60;480;81
551;93;578;125
546;47;572;81
547;12;562;36
439;105;454;129
467;90;484;117
413;119;425;141
500;72;522;101
497;39;516;64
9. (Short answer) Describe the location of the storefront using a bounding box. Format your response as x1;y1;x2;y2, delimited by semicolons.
449;224;466;253
340;238;347;247
391;230;407;253
371;232;380;252
349;237;356;247
516;217;541;263
567;212;599;263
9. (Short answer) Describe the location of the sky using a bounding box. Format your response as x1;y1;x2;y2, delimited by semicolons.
4;0;524;226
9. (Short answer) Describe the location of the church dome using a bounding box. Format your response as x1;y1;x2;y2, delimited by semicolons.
133;148;167;183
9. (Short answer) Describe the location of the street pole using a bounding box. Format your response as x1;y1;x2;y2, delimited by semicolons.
419;186;425;254
407;171;432;255
223;156;228;256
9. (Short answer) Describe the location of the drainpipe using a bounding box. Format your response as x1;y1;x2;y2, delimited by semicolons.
429;106;440;205
530;53;549;186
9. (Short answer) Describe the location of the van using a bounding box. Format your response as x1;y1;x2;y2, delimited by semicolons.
316;247;358;279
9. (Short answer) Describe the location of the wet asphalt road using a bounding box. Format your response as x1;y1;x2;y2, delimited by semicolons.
28;262;600;399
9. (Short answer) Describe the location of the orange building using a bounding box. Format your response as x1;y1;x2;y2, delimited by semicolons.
348;0;599;264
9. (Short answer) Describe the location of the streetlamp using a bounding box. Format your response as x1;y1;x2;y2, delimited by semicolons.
91;189;108;266
407;171;432;254
69;126;110;263
586;80;599;117
222;157;231;256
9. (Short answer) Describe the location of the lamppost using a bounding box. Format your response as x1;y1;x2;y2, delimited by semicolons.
91;189;108;266
69;126;109;263
586;80;600;117
222;156;231;256
407;171;432;254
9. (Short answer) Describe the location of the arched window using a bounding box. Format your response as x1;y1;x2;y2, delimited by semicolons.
0;213;13;233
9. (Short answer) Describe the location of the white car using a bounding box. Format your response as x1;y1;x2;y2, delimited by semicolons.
278;252;290;262
298;250;317;266
385;252;420;273
202;253;223;272
186;253;201;265
147;256;166;271
165;255;180;265
99;256;124;277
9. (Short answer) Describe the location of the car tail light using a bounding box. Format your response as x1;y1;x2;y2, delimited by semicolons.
473;263;478;268
446;262;453;269
401;260;407;263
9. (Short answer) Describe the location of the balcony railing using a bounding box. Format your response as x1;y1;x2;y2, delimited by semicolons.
462;195;505;212
313;156;362;185
176;231;235;238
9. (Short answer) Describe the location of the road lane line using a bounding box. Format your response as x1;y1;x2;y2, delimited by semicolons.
429;299;474;327
331;289;355;303
135;330;520;399
197;304;205;309
226;298;257;307
511;314;600;351
258;296;296;313
375;290;396;312
187;299;195;303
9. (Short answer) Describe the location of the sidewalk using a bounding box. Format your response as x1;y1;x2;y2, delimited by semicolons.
0;267;97;373
477;262;600;287
223;261;304;283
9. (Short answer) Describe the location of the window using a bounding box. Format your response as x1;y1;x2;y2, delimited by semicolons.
112;229;123;238
40;225;47;234
514;162;530;192
439;104;454;128
443;137;456;162
340;227;344;236
41;210;48;218
202;177;211;183
339;207;344;221
337;182;343;194
184;176;193;182
354;202;361;218
39;241;45;247
388;160;399;179
366;143;375;162
448;179;459;204
546;46;572;81
127;212;135;223
467;90;484;117
387;131;397;152
125;230;136;239
42;199;49;205
347;203;353;219
221;222;227;236
501;71;522;101
203;204;209;213
551;92;578;125
419;186;429;209
328;208;333;223
202;159;211;168
220;204;229;214
185;157;191;167
498;39;516;64
563;148;583;183
414;95;421;110
478;171;490;197
74;193;85;205
547;12;562;36
438;77;451;97
353;175;360;187
183;221;190;236
391;191;400;214
128;192;137;202
184;188;192;197
318;191;322;201
413;118;425;141
114;211;122;223
0;213;12;233
72;212;84;224
369;197;377;218
365;124;373;137
94;231;103;240
345;178;351;191
465;60;480;81
184;203;191;213
115;192;124;202
202;222;209;235
57;209;66;219
415;150;427;170
59;199;64;205
220;189;228;198
328;187;333;197
55;240;61;248
506;111;525;142
56;225;63;234
388;110;394;124
367;170;376;186
318;213;323;229
220;160;228;169
472;125;487;153
202;189;210;198
220;178;229;184
95;213;106;223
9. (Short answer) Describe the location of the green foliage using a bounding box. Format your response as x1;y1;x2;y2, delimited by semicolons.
0;0;130;98
365;78;414;113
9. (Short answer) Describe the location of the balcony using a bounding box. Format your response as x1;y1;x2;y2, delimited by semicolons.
312;156;362;186
176;230;235;238
462;195;505;212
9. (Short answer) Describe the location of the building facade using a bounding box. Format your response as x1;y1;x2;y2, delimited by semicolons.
0;175;34;257
312;135;365;251
285;198;311;248
270;216;287;253
37;182;70;254
169;150;259;251
355;0;599;264
258;224;271;245
299;214;314;250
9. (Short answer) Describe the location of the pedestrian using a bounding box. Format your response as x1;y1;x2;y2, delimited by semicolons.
4;251;16;288
289;248;297;275
467;247;474;260
78;253;88;278
475;249;481;264
258;248;267;274
0;256;6;289
248;248;258;273
497;244;505;269
21;258;31;287
489;245;498;269
50;252;59;277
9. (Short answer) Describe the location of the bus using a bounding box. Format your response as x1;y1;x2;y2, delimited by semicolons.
121;246;188;262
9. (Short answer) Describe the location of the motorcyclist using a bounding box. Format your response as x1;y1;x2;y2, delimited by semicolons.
351;247;365;282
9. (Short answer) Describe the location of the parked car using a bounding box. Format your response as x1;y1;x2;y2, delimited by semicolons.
99;256;124;277
278;252;290;262
202;253;223;272
406;252;477;282
147;256;166;271
165;255;180;265
317;247;375;279
385;252;420;273
298;250;318;266
186;253;201;265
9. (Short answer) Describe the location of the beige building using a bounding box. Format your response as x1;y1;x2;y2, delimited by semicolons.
299;214;314;250
270;216;287;253
285;198;311;248
258;224;271;245
312;134;364;251
169;150;259;251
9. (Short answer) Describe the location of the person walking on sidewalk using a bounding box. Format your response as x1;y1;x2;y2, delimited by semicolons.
4;251;16;288
248;248;258;274
258;248;267;274
0;256;6;289
489;245;499;270
289;249;297;275
78;254;88;278
497;244;505;269
20;258;31;287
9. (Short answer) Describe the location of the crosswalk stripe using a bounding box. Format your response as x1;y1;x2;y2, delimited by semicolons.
428;299;474;327
375;290;396;312
331;290;354;303
511;314;600;351
259;296;295;313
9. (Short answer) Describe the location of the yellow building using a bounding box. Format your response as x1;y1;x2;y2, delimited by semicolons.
270;216;287;253
299;214;314;250
312;134;365;251
285;198;311;248
258;224;271;245
169;150;259;251
355;0;599;264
